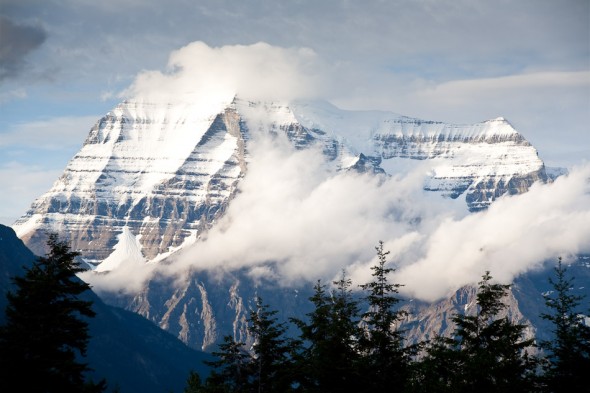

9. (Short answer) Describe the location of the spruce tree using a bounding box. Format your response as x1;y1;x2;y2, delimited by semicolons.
248;296;298;393
540;257;590;392
184;370;204;393
290;279;332;392
203;335;253;392
291;272;363;393
451;272;537;392
0;232;106;393
413;272;537;393
359;241;410;390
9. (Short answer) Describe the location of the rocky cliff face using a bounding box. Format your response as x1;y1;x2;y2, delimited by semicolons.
14;99;248;262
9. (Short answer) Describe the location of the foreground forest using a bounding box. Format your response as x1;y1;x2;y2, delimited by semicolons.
0;237;588;393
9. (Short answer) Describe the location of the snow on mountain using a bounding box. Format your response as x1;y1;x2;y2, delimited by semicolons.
13;97;547;271
9;95;564;353
95;226;145;272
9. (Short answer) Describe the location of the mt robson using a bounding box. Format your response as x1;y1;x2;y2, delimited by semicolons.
11;95;579;352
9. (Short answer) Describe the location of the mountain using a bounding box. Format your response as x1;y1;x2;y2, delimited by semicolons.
13;97;547;264
0;224;212;393
0;224;37;324
10;96;566;353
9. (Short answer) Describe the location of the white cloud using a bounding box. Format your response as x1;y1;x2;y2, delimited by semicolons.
395;164;590;301
139;140;590;303
122;41;327;104
0;87;27;104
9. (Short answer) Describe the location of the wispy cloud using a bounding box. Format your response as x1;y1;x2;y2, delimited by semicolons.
85;128;590;302
0;162;63;224
395;164;590;301
0;116;97;149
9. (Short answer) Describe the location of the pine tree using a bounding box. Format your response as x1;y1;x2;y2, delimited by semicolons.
291;272;364;392
359;241;411;390
410;335;462;393
184;370;204;393
451;272;537;392
0;233;106;393
413;272;537;393
248;296;298;393
540;257;590;392
204;335;253;392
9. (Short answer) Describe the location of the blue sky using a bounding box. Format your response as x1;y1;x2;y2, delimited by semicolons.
0;0;588;225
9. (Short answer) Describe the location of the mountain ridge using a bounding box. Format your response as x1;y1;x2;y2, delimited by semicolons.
13;97;547;267
9;96;572;354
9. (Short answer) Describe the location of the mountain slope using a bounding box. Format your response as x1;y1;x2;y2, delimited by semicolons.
0;224;211;393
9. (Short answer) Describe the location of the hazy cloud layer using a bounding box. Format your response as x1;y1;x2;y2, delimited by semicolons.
395;164;590;300
85;130;590;301
0;115;96;149
0;162;62;225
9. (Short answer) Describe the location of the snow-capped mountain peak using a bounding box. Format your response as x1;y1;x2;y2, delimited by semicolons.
13;97;546;268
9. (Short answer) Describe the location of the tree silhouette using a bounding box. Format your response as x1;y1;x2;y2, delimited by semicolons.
413;272;537;393
359;241;411;390
291;272;364;392
249;296;299;392
0;232;106;392
540;257;590;392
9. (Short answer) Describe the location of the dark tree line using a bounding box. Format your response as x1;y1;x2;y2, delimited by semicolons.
0;233;107;393
186;243;590;393
0;235;587;393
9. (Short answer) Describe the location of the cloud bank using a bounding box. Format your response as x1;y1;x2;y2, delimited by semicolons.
86;132;590;302
395;164;590;300
52;38;588;301
122;41;327;103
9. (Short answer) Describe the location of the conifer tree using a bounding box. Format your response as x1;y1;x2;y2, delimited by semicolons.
359;241;411;390
248;296;298;393
451;271;537;392
203;335;253;392
413;272;537;393
291;272;364;392
540;257;590;392
0;233;106;393
183;370;204;393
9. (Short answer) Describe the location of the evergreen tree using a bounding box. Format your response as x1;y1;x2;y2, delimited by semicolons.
248;296;298;393
184;370;204;393
413;272;537;393
451;272;537;392
359;241;410;390
203;335;253;392
540;257;590;392
0;233;106;393
410;335;463;393
291;272;363;392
